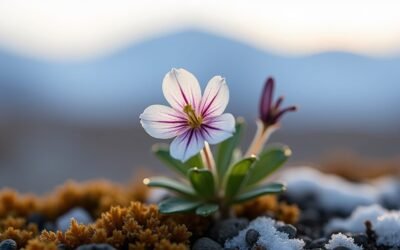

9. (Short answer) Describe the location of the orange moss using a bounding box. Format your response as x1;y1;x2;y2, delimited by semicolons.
39;202;191;249
234;195;300;224
25;239;57;250
0;217;39;248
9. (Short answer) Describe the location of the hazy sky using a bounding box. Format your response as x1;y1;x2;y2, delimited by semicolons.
0;1;400;59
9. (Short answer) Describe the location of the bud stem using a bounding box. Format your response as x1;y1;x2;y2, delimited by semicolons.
245;120;279;156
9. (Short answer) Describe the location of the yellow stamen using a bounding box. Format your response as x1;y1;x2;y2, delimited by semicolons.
183;104;203;128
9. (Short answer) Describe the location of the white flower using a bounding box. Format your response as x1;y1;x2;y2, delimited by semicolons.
140;68;235;162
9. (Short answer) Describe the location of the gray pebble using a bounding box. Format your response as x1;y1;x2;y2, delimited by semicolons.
76;243;116;250
192;237;222;250
245;229;260;246
308;238;327;248
0;239;17;250
276;224;297;239
210;218;249;244
56;207;93;232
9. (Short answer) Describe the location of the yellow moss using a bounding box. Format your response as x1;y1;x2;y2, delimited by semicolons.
25;239;57;250
39;202;192;249
234;195;300;224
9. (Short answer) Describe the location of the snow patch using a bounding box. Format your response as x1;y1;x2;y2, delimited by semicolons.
326;204;387;233
325;233;363;250
375;211;400;247
280;167;400;213
225;217;304;250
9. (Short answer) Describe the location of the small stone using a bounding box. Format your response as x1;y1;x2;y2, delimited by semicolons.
56;207;93;232
308;238;327;248
276;224;297;239
0;239;17;250
332;247;351;250
210;218;249;244
76;243;116;250
352;233;368;248
192;237;222;250
245;229;260;246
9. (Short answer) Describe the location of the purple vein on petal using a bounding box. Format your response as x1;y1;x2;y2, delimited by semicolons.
173;69;190;107
201;83;222;117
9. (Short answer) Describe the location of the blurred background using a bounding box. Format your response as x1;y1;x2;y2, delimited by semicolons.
0;1;399;193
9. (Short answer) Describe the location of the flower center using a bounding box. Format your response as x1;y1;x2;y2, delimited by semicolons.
183;104;203;129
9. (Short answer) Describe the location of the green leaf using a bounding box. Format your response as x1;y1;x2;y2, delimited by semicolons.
195;203;219;216
245;146;291;187
158;197;201;214
234;183;286;203
143;177;196;197
224;156;257;199
215;118;245;180
152;144;203;176
188;168;215;199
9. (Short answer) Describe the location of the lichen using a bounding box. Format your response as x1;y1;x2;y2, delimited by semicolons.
234;195;300;224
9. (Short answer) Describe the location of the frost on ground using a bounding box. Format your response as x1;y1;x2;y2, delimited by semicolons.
325;204;386;233
280;167;400;213
375;212;400;247
225;217;304;250
325;233;363;250
326;204;400;247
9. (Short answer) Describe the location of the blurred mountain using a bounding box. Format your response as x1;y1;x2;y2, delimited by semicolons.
0;29;399;133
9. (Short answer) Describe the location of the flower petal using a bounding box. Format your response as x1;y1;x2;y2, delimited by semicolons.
201;113;235;144
162;68;202;111
140;105;188;139
170;129;205;162
200;76;229;117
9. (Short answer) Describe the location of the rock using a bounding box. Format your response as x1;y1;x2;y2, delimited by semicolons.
27;213;46;230
76;243;116;250
276;224;297;239
210;218;249;244
299;209;320;226
245;229;260;246
56;207;93;232
332;247;351;250
0;239;17;250
351;233;368;248
308;238;327;248
192;237;222;250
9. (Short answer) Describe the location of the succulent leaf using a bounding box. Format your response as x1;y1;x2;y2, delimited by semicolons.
158;197;202;214
234;182;286;203
245;146;291;186
215;118;245;181
143;177;196;197
188;168;215;199
195;203;219;216
153;144;203;176
224;156;257;199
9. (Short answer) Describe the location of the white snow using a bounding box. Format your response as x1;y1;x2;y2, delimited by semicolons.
375;211;400;247
325;233;363;250
280;167;400;213
224;217;305;250
325;204;387;233
325;204;400;247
